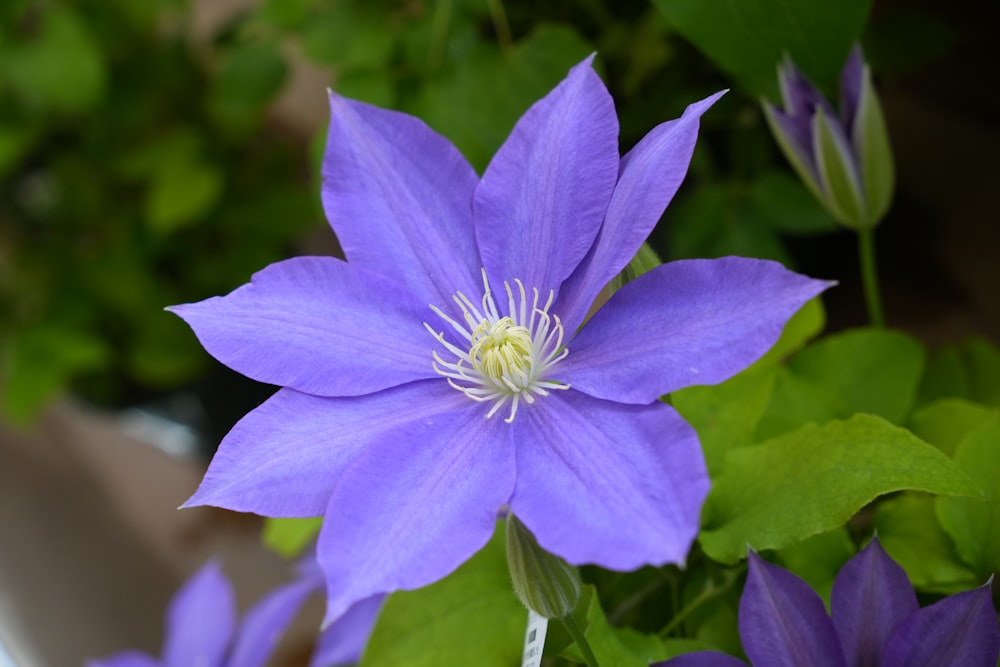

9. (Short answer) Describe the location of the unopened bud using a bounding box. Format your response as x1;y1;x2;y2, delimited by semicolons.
505;514;582;619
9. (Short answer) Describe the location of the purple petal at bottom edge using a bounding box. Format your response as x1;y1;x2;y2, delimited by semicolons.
163;560;236;667
880;584;1000;667
508;390;708;570
227;576;321;667
830;536;918;667
740;552;847;667
86;652;161;667
316;393;516;624
654;652;749;667
310;594;385;667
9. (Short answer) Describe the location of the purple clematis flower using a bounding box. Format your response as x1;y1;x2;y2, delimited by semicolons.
762;46;894;229
657;537;1000;667
169;56;831;625
88;558;382;667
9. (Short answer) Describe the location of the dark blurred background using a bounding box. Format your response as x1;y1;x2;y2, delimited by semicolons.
0;0;996;664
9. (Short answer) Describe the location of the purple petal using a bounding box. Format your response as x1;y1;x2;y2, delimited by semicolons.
778;56;835;120
163;561;236;667
184;381;467;517
474;56;619;295
839;45;865;139
557;91;726;331
559;258;833;404
322;93;481;305
509;391;708;570
316;394;515;624
87;653;161;667
654;653;749;667
168;257;436;397
830;536;918;667
762;103;820;186
310;594;384;667
740;552;846;667
227;576;320;667
881;583;1000;667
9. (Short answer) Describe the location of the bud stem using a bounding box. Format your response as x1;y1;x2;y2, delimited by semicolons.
858;227;885;327
562;612;601;667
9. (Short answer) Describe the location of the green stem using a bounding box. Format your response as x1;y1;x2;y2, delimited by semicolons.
486;0;512;52
858;227;885;327
562;613;601;667
658;565;745;638
427;0;451;69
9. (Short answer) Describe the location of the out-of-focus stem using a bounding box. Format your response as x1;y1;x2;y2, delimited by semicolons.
858;227;885;327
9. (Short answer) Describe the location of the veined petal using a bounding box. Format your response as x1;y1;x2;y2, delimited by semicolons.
168;257;435;397
880;584;1000;667
87;653;161;667
558;91;726;331
740;552;847;667
830;537;917;667
310;594;384;667
227;576;320;667
474;56;619;294
163;561;236;667
559;257;832;404
654;653;749;667
322;93;481;304
317;394;515;624
509;391;708;570
184;382;463;517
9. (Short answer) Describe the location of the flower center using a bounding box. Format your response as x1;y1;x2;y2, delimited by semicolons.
424;270;570;423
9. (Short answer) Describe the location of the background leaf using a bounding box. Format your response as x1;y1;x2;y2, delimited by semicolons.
700;414;979;564
873;493;976;593
362;524;524;667
935;414;1000;578
652;0;871;98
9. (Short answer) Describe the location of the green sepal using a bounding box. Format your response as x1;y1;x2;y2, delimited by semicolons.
853;63;895;226
813;109;867;228
761;99;827;206
506;514;582;619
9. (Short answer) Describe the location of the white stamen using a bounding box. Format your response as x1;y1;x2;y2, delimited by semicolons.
425;269;570;422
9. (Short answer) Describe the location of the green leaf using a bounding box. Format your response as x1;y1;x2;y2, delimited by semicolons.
756;296;827;365
262;517;323;558
147;160;223;233
754;366;847;440
300;5;395;70
559;586;663;667
673;365;778;475
411;24;593;173
2;5;107;112
873;493;976;593
208;41;288;136
776;527;855;605
935;414;1000;577
2;324;109;424
665;182;792;264
748;171;839;236
786;327;925;425
700;414;979;564
362;524;524;667
918;337;1000;407
653;0;871;98
908;398;995;457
